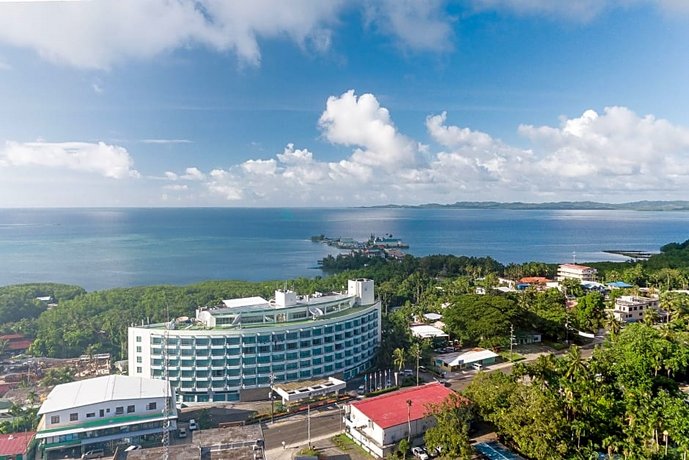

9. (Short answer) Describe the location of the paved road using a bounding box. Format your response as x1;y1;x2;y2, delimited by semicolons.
262;411;342;450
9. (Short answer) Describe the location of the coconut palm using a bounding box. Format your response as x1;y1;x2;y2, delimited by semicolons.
393;348;405;386
604;315;622;338
409;343;422;386
564;346;587;383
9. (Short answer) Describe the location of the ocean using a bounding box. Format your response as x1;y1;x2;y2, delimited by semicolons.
0;207;687;291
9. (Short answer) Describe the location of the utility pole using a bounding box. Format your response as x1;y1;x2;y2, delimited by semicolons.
269;372;275;424
406;400;412;442
510;323;515;354
161;305;171;460
307;404;311;447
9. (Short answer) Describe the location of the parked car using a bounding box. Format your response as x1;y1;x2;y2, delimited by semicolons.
472;362;483;371
178;427;187;438
403;369;413;376
124;445;142;452
411;446;429;460
81;449;105;459
188;419;198;431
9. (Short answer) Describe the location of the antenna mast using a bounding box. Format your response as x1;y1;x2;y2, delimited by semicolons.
161;304;171;459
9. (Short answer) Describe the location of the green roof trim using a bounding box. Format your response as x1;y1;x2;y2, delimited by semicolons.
37;411;176;435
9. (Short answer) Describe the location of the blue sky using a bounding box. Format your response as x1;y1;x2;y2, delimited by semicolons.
0;0;688;207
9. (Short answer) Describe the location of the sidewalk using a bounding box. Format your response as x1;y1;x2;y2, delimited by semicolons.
264;431;338;460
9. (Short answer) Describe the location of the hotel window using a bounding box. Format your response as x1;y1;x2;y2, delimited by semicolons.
136;336;142;342
115;407;124;415
70;413;78;421
136;356;142;363
136;366;142;373
136;346;142;353
127;405;135;413
51;415;60;424
147;402;157;411
86;412;95;418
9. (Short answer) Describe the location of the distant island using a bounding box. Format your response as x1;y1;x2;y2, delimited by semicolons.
369;200;689;211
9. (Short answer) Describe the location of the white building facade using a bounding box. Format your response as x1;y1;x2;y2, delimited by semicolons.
128;279;381;403
612;295;661;323
557;264;598;282
35;375;176;458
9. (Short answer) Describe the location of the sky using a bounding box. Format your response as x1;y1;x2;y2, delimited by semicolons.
1;0;689;207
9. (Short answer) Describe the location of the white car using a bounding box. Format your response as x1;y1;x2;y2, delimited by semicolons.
411;446;429;460
123;445;141;452
188;419;198;431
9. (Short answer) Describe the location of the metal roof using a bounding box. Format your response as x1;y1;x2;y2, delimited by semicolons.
38;375;170;415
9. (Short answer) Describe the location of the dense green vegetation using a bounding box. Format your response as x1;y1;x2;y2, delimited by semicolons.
465;320;689;459
0;283;84;325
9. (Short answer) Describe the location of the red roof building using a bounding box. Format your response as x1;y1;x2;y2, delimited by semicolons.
344;383;458;458
0;334;32;354
0;431;34;459
518;277;551;285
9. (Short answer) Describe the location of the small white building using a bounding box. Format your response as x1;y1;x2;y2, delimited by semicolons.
35;375;177;459
557;264;597;282
344;382;456;458
410;324;448;340
612;295;662;323
434;348;499;372
273;377;346;405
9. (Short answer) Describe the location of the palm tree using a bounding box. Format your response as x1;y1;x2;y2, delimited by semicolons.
643;308;660;326
564;346;587;382
409;343;422;386
393;348;405;386
604;315;622;338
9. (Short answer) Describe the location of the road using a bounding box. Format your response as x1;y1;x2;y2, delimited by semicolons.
262;411;342;450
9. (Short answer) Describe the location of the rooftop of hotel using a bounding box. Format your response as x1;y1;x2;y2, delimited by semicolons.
208;290;354;314
558;264;596;271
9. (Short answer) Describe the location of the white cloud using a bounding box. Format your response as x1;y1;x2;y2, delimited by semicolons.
0;1;464;69
16;93;688;207
470;0;689;21
318;90;419;169
241;159;277;176
363;0;454;52
142;139;192;145
0;140;138;179
520;106;689;186
180;167;206;181
163;184;188;191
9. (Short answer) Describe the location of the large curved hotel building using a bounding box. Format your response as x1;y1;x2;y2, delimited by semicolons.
128;279;380;403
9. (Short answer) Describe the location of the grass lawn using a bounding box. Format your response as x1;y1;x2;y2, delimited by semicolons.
499;351;525;362
331;433;376;458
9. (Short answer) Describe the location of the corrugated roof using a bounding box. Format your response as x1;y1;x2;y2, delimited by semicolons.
38;375;169;415
221;296;269;309
0;431;34;455
559;264;594;271
350;382;455;429
437;348;499;367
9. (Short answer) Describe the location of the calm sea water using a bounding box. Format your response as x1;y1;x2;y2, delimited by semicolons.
0;207;687;291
